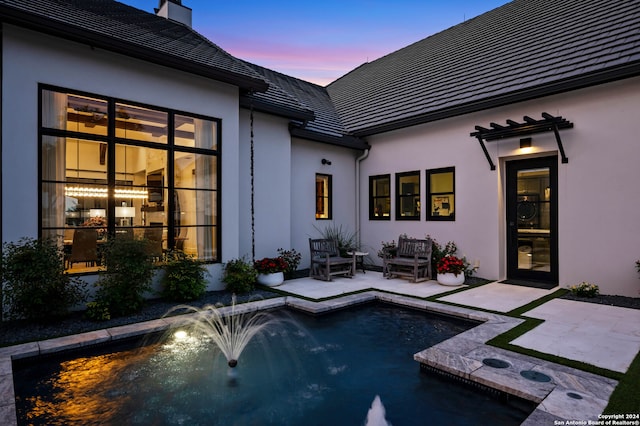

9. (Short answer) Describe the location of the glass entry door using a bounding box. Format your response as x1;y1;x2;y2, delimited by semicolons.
506;157;558;283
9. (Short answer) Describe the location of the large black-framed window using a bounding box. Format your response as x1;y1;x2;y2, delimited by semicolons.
369;174;391;220
315;174;332;220
39;85;221;272
395;171;420;220
426;167;455;221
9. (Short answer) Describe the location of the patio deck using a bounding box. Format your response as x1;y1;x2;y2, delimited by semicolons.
1;272;638;425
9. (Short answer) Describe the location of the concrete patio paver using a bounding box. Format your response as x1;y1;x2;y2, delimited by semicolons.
437;281;558;312
511;298;640;372
275;271;460;299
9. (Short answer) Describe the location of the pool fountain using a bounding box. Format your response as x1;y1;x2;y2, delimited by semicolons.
166;300;276;369
365;395;390;426
13;302;535;425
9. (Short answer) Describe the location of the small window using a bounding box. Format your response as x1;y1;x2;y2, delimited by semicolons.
369;174;390;220
395;171;420;220
315;174;332;219
427;167;455;221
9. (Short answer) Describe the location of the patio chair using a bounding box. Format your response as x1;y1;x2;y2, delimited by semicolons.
309;238;355;281
144;226;164;261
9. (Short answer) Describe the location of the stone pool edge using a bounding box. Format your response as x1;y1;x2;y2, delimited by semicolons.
0;292;618;425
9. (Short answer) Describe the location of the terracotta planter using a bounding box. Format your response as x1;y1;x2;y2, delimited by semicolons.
436;272;465;286
257;271;285;287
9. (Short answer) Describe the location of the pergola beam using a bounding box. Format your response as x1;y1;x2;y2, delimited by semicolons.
470;113;573;170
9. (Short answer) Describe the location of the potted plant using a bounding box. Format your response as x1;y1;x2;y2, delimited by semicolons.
254;256;288;286
436;254;466;286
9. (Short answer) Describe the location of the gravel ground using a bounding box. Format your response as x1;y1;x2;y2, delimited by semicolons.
0;289;279;348
561;293;640;310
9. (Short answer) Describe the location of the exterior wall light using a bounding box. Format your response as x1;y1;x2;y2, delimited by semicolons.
321;158;332;165
520;137;532;149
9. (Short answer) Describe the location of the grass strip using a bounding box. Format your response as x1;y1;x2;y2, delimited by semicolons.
506;288;567;317
603;350;640;414
486;317;622;380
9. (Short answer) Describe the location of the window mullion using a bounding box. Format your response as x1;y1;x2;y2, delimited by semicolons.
167;112;175;250
107;100;116;236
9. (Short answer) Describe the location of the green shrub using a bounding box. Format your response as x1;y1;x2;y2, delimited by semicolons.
222;257;257;293
85;301;111;321
1;237;87;321
277;248;302;279
161;250;208;301
94;238;155;317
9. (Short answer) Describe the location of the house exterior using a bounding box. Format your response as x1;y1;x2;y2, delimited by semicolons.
325;0;640;297
1;0;639;296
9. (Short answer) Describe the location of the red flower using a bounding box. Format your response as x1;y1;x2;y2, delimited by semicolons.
254;256;288;273
436;255;465;276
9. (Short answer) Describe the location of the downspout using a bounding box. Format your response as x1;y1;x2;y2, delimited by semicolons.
355;148;369;249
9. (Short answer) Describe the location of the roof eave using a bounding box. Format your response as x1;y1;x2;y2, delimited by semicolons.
352;62;640;137
239;96;315;122
290;126;369;150
0;6;269;92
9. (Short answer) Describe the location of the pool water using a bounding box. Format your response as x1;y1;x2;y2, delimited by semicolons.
14;303;534;425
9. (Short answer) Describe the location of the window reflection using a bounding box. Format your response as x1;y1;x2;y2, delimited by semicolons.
315;174;331;219
370;174;391;219
396;172;420;220
175;115;217;150
115;103;168;144
40;89;220;271
427;167;455;221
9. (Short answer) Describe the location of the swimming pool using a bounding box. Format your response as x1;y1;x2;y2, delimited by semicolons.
14;303;534;425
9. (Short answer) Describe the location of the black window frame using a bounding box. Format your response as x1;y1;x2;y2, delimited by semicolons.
395;171;420;221
315;173;332;220
426;166;455;221
38;84;222;264
369;174;391;220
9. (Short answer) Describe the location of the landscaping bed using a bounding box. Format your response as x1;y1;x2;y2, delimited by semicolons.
0;289;278;348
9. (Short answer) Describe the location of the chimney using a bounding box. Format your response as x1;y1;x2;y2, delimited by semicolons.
155;0;192;27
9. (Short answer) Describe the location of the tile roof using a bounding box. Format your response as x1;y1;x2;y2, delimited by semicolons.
0;0;268;91
326;0;640;136
3;0;640;146
241;62;367;148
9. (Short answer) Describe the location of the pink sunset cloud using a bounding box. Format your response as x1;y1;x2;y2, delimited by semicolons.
212;35;404;85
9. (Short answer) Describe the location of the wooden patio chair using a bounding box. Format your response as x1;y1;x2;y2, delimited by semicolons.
309;238;355;281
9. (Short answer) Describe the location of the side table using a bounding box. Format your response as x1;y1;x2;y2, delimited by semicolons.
347;251;369;274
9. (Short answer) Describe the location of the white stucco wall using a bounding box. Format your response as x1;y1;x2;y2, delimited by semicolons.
291;138;359;269
359;77;640;297
238;110;292;260
2;26;242;290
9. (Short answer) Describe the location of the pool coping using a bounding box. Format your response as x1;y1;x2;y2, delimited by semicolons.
0;291;618;425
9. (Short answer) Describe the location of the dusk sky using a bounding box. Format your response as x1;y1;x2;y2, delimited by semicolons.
121;0;510;86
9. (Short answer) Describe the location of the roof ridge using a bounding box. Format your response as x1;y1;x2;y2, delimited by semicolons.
327;0;640;135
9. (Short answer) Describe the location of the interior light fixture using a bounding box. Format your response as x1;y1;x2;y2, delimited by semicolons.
115;206;136;218
520;137;532;149
89;208;106;218
65;186;148;199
